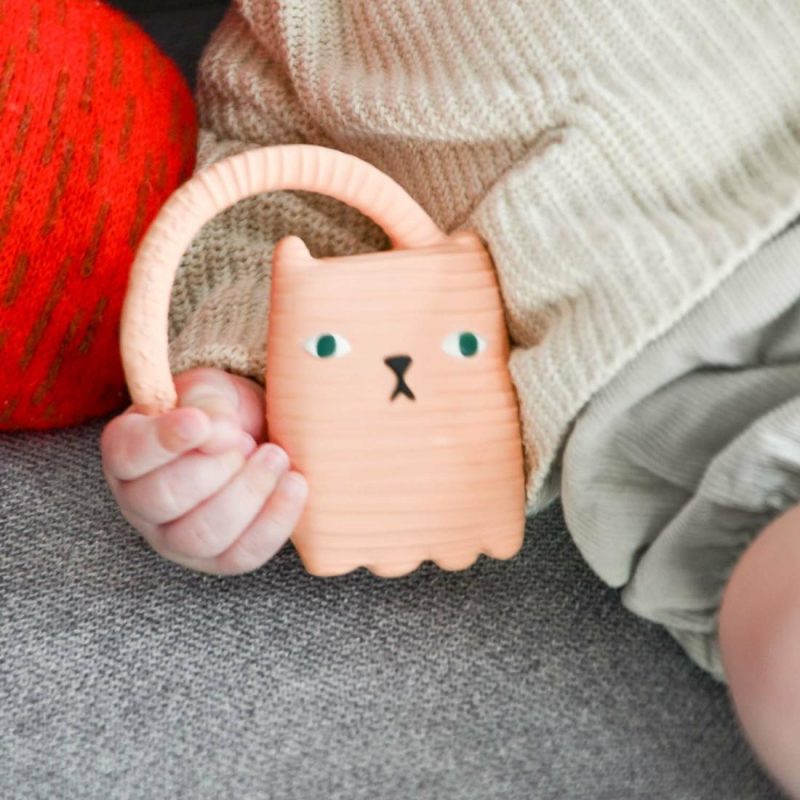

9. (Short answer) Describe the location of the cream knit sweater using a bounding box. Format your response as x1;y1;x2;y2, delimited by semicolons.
167;0;800;511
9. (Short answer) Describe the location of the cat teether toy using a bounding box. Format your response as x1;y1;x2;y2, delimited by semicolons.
120;145;525;577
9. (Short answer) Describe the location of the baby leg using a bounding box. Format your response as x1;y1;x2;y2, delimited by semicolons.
720;503;800;799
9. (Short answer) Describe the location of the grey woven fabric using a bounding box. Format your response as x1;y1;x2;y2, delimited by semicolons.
0;4;784;799
0;417;781;800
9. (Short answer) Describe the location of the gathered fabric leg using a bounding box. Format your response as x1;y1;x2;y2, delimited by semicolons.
558;220;800;681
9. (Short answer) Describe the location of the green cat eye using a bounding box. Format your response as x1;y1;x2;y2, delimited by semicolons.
304;333;352;359
459;332;479;357
442;331;486;359
317;334;336;358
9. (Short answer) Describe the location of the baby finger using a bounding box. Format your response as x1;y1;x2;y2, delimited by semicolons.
211;471;308;576
116;448;246;526
157;444;290;561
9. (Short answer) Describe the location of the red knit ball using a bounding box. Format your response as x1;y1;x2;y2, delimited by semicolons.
0;0;197;430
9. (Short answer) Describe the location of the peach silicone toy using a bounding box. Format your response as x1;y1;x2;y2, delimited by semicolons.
120;145;525;577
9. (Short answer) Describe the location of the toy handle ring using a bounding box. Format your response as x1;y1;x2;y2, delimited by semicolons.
120;144;450;416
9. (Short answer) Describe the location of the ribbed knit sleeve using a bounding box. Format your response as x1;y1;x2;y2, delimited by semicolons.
167;0;800;511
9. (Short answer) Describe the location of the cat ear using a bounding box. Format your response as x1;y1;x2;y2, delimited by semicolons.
273;235;315;275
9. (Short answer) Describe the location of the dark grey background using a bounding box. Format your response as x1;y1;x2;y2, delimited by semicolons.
0;3;783;798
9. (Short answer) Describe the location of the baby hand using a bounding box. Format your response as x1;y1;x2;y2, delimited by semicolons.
101;367;308;575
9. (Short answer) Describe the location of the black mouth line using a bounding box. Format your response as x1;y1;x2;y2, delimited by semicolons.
391;381;415;401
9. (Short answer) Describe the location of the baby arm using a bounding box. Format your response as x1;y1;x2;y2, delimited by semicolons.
101;366;308;575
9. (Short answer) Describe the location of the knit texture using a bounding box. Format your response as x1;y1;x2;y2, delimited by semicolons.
0;0;196;430
167;1;800;510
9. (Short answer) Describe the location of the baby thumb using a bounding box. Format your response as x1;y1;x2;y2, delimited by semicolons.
177;371;255;456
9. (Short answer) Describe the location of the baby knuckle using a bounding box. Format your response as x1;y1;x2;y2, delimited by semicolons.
162;513;220;559
150;473;187;520
177;365;221;383
217;543;263;576
275;475;308;518
244;464;281;497
121;507;153;539
283;473;308;504
261;507;295;539
174;366;216;394
100;421;128;473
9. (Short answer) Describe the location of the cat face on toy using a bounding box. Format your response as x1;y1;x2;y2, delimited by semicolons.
267;232;512;423
301;299;489;405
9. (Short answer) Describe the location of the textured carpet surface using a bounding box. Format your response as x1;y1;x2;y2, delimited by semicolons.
0;418;780;799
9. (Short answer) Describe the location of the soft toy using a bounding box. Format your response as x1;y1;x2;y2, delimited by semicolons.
119;145;526;577
0;0;196;430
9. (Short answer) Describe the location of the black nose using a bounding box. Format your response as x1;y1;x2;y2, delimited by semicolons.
384;355;414;401
384;355;411;377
